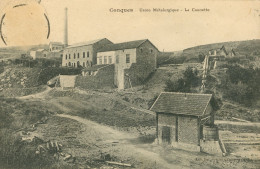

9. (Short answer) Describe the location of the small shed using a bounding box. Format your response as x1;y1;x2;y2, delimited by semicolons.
150;92;216;151
59;75;77;89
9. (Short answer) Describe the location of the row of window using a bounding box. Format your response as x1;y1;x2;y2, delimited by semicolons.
50;46;62;51
66;61;92;67
98;56;113;64
65;52;90;60
98;54;130;64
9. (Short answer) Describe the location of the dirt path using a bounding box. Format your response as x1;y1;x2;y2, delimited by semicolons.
75;88;155;115
18;86;52;100
215;120;260;127
56;114;184;169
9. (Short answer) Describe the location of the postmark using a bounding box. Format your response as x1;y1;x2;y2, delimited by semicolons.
0;0;50;46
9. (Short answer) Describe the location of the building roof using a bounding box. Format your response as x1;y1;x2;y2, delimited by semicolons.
209;45;228;55
66;38;108;49
150;92;212;117
230;49;236;55
98;39;158;52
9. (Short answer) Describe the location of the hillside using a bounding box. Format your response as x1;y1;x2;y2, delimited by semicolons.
182;39;260;59
0;44;49;60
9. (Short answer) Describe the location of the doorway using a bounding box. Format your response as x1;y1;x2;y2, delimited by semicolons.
162;126;171;144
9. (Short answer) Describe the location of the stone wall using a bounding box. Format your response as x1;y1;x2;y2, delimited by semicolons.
157;113;177;144
178;116;199;145
157;113;200;146
76;64;115;90
124;41;158;88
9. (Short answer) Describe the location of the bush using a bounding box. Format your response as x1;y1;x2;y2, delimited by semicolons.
162;56;187;65
38;67;82;85
0;129;54;169
165;67;200;92
222;83;255;107
221;64;260;106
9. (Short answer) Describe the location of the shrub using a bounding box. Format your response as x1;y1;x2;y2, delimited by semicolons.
38;67;82;85
0;129;54;169
221;64;260;106
164;67;200;92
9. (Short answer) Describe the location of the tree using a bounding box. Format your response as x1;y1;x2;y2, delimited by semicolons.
164;67;200;92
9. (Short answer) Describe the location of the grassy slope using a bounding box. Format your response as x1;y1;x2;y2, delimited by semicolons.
182;39;260;58
0;44;49;60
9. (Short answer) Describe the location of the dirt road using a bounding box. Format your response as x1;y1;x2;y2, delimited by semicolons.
18;86;52;99
56;114;184;169
16;88;260;168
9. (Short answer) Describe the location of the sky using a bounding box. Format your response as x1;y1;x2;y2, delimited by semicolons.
0;0;259;51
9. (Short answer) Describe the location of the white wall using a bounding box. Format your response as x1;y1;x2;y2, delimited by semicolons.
115;48;136;69
62;45;93;67
97;51;116;65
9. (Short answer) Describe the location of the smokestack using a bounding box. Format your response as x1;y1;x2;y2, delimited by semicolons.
64;7;68;47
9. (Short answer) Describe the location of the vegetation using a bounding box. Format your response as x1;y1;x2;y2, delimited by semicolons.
161;56;187;64
13;57;61;68
38;67;82;85
0;98;54;168
165;67;200;92
219;65;260;107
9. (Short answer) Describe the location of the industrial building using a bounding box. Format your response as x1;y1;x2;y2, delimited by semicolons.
62;38;112;67
97;39;158;89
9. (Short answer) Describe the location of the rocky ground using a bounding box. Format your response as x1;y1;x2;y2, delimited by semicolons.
13;87;260;169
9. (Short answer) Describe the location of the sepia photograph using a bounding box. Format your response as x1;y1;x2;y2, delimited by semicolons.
0;0;259;168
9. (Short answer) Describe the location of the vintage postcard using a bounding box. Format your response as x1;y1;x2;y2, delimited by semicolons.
0;0;259;168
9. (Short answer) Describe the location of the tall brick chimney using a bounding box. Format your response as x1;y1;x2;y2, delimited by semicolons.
64;7;68;47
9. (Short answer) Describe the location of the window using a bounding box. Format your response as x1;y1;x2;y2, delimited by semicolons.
126;54;130;63
69;54;71;59
140;48;143;53
99;57;102;64
83;52;85;58
78;53;80;58
150;49;153;53
104;56;107;64
116;55;119;64
74;53;76;59
108;56;112;64
68;62;71;66
66;55;67;60
87;52;89;57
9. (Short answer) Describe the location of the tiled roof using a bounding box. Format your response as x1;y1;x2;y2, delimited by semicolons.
209;45;228;55
98;39;148;52
150;92;212;116
66;38;106;49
